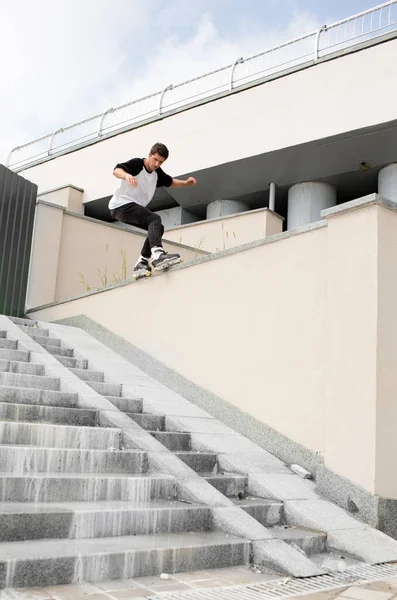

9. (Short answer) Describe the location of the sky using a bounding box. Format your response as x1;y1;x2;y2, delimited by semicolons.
0;0;385;164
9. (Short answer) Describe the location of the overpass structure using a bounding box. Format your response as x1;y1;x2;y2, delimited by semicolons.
6;1;397;229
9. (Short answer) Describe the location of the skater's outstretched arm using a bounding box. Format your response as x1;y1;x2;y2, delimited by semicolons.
170;177;197;188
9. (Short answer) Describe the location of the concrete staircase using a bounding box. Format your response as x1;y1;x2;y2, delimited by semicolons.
0;315;397;589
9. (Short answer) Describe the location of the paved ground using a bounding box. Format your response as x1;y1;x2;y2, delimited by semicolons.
3;567;397;600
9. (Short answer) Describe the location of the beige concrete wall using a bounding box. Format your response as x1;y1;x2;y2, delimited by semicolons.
324;205;378;493
56;213;201;301
27;202;64;309
30;226;328;455
28;196;397;499
37;185;84;214
323;199;397;498
68;187;85;214
164;209;283;252
375;207;397;498
19;39;397;199
27;203;203;307
31;194;397;499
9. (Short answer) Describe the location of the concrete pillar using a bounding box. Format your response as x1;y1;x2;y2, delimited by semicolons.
155;207;197;230
206;199;249;220
322;194;397;499
288;182;336;230
378;163;397;202
26;200;65;309
37;185;84;215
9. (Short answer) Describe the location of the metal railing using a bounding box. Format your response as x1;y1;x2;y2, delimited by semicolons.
7;0;397;171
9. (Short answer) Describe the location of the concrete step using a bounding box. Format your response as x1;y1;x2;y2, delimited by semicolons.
0;387;79;408
88;381;122;397
0;402;98;427
271;525;327;555
0;446;147;475
149;431;191;451
8;317;37;327
46;346;74;358
0;531;248;588
69;367;104;383
56;355;88;369
0;372;60;391
0;339;18;350
0;349;30;362
18;325;49;337
0;500;213;541
0;473;176;502
126;413;165;431
0;422;122;449
29;334;61;348
203;473;247;497
233;497;284;527
106;396;142;413
175;452;218;473
0;360;44;376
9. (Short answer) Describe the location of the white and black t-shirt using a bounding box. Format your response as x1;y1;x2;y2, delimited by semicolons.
108;158;173;210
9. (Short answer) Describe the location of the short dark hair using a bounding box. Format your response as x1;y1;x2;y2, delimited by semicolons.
150;142;169;159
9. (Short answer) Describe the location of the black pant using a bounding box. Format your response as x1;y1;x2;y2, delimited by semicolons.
111;203;164;259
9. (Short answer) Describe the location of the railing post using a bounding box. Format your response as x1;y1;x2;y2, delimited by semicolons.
314;25;327;60
388;3;393;26
229;57;244;90
98;108;114;137
158;85;173;115
48;129;63;156
6;147;18;168
269;183;276;212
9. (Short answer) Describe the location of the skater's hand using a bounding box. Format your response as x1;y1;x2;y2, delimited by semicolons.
125;174;138;187
170;176;197;189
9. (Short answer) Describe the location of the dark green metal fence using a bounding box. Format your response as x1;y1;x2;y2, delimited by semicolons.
0;165;37;317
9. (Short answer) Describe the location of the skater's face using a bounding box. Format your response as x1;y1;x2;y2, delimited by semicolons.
146;152;166;172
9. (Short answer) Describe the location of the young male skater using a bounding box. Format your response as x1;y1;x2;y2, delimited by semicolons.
109;142;197;279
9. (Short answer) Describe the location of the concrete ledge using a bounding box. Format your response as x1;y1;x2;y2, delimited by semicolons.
36;199;66;211
316;463;397;541
63;209;210;254
316;464;379;526
38;184;84;196
26;220;327;314
165;207;284;233
322;193;397;219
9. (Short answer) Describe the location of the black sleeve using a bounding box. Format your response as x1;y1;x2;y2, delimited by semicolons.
114;158;144;176
156;167;173;188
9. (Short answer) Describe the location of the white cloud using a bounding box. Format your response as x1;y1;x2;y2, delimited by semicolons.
0;0;144;163
0;1;321;165
104;9;323;107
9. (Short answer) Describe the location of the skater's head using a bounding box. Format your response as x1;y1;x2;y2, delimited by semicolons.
145;142;169;172
150;142;169;159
